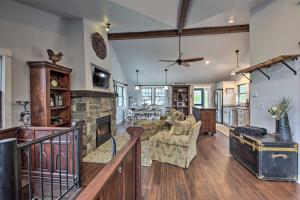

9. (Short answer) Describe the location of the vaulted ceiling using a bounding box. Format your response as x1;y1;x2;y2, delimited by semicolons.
15;0;268;84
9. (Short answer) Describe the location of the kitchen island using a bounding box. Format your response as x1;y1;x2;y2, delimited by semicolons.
192;106;217;135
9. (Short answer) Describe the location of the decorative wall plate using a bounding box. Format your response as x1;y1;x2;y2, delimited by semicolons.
91;32;107;60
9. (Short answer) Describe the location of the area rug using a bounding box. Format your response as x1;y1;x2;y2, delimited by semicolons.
83;133;153;167
216;123;232;137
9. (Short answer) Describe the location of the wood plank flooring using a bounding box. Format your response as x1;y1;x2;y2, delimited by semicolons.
141;133;300;200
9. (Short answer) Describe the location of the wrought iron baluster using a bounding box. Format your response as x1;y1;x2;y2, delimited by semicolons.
50;139;53;200
40;142;44;200
28;146;32;200
72;130;75;184
59;135;62;197
66;132;69;190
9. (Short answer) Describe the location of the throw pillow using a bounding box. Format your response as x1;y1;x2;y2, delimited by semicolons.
186;115;196;126
171;120;192;135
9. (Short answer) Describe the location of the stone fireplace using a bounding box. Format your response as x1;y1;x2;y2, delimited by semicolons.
71;90;116;157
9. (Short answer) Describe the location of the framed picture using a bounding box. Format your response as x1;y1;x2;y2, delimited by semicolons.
226;88;234;94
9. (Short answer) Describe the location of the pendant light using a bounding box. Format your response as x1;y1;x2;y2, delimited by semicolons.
134;69;140;90
230;49;240;76
164;69;168;90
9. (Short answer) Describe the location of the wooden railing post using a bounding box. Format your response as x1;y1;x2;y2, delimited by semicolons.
127;126;144;200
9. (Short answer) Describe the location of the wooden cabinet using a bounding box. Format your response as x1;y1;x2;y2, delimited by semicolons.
172;85;190;116
237;108;250;127
28;61;72;127
193;107;216;134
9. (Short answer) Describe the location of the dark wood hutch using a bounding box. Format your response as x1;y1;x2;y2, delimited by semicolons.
171;85;191;116
28;61;72;127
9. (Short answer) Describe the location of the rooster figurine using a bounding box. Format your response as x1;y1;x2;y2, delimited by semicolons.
47;49;63;64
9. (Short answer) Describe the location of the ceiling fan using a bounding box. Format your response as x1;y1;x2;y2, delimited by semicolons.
159;35;204;68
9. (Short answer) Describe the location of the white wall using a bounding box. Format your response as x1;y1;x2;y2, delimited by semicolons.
110;45;128;124
249;0;300;179
65;19;86;90
83;20;114;92
0;0;67;126
0;0;127;127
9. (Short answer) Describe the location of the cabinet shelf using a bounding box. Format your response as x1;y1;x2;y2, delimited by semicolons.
237;54;300;82
28;61;72;127
50;87;69;91
51;121;69;127
51;106;68;111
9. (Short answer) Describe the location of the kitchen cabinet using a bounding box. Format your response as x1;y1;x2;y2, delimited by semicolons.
223;107;238;127
237;108;250;127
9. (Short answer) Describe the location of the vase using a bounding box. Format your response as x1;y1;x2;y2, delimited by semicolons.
275;114;292;142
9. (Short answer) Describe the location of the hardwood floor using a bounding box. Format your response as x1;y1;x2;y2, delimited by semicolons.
141;133;300;200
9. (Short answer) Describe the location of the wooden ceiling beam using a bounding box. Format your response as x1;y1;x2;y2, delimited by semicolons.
178;0;191;34
108;24;249;40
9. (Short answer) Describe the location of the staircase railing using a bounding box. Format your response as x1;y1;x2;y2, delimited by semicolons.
0;122;83;200
76;126;144;200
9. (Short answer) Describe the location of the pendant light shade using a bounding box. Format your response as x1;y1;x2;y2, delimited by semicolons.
230;50;240;76
135;69;140;90
164;69;168;90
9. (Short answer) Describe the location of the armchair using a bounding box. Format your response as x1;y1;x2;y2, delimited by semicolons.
150;116;202;168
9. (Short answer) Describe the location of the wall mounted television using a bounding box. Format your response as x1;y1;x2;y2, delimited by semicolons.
92;63;110;88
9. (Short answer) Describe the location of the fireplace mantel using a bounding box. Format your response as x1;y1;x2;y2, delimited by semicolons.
71;90;117;98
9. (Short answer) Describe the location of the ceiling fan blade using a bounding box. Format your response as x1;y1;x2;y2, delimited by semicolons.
159;59;177;62
181;62;190;67
165;62;177;68
182;57;204;62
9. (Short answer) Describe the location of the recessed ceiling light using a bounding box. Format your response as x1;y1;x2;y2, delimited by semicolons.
228;17;235;24
205;60;210;65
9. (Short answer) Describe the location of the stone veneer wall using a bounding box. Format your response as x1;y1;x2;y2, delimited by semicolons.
71;96;116;157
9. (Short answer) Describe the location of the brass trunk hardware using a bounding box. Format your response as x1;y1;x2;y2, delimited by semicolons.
230;133;298;152
271;154;289;159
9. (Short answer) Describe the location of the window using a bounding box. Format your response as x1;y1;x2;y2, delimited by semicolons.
193;88;204;106
117;86;124;107
238;84;247;104
0;56;2;128
141;88;152;104
154;88;165;105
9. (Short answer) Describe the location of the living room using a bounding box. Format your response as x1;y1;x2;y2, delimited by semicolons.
0;0;300;199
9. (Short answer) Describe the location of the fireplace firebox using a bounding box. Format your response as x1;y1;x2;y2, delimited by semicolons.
96;116;111;147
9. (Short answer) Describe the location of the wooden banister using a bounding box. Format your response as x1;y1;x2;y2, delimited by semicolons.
76;126;144;200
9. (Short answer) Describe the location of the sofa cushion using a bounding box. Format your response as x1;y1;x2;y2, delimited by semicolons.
186;115;196;126
171;120;191;135
151;131;190;147
188;121;202;136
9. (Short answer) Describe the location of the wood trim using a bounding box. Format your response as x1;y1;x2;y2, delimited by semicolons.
178;0;191;34
108;25;249;40
71;90;117;98
76;126;143;200
27;61;72;73
237;54;300;74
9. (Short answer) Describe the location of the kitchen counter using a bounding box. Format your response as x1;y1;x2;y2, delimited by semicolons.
192;107;216;134
193;106;217;110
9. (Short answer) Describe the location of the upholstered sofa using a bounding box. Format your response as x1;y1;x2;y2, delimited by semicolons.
150;115;202;168
134;108;185;141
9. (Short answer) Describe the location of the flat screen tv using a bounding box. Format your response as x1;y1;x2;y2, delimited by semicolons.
92;65;110;88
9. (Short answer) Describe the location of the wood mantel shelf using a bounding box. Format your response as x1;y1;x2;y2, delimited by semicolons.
237;54;300;74
71;90;117;98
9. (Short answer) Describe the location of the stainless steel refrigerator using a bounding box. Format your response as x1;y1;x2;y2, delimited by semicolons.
215;89;223;123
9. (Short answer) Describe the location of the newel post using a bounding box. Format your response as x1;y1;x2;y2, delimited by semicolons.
127;126;144;200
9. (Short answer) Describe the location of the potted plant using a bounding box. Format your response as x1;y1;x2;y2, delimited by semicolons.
268;97;293;142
